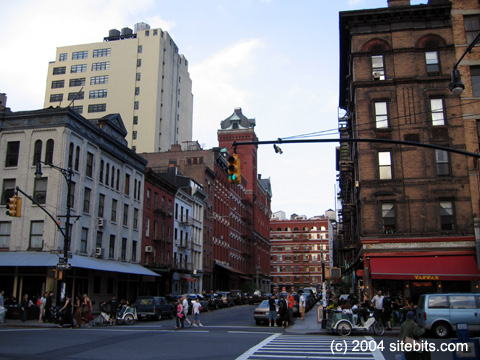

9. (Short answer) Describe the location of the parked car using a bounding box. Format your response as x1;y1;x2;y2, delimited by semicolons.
230;289;247;305
247;290;264;305
417;293;480;338
181;294;209;312
278;292;300;317
217;292;235;308
253;299;281;326
132;296;175;320
204;293;222;310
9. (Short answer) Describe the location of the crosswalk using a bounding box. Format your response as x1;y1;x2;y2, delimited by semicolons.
236;334;386;360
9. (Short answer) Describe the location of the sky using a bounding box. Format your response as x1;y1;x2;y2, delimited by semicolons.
1;0;426;219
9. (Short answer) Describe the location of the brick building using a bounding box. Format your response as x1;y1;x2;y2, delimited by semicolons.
270;214;333;292
338;0;480;303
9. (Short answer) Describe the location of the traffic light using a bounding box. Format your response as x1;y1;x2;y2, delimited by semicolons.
5;196;21;217
228;153;241;184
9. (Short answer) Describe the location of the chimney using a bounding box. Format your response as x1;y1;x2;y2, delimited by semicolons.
388;0;410;7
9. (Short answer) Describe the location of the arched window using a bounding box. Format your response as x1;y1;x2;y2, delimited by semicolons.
293;227;299;231
33;140;42;165
45;139;54;164
74;146;80;171
111;166;115;188
276;227;282;231
99;160;104;183
68;142;74;169
137;181;141;200
105;164;110;186
116;169;120;190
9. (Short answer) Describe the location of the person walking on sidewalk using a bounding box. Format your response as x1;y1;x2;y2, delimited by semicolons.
287;289;295;326
371;290;384;324
20;294;32;324
268;293;278;327
38;292;47;322
182;296;192;327
175;298;185;329
191;297;203;327
298;290;306;320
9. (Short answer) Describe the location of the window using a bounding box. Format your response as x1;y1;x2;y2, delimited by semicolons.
68;142;74;169
51;80;64;89
1;180;15;206
72;105;83;114
133;209;139;229
5;141;20;167
428;295;449;309
98;194;105;218
145;217;150;237
33;140;42;165
136;73;141;81
135;87;140;96
33;178;47;204
53;66;66;75
90;75;109;85
146;189;151;208
464;15;480;44
123;204;129;226
371;55;385;80
59;53;67;61
74;146;80;171
440;200;455;230
138;45;142;53
425;51;440;74
375;101;388;128
99;160;104;183
0;222;11;248
45;140;54;164
83;187;91;213
132;240;137;262
109;235;115;258
133;116;138;125
71;64;87;73
68;181;75;208
378;151;392;180
132;131;137;140
68;91;84;101
81;228;88;253
121;238;127;261
88;104;106;113
50;94;63;102
125;174;130;195
153;29;158;36
471;66;480;97
450;295;476;309
69;78;86;87
92;62;110;71
72;51;88;60
137;59;142;67
431;98;445;126
93;48;111;57
382;203;396;234
105;164;110;186
29;221;44;249
134;101;139;110
96;231;103;248
89;89;107;99
111;199;118;222
435;150;450;176
86;152;94;177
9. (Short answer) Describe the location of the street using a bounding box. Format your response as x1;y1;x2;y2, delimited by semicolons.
0;305;471;360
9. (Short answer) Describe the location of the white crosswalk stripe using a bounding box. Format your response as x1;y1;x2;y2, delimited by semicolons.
237;334;386;360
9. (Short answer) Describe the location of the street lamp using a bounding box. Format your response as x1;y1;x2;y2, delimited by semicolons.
35;161;74;299
449;31;480;96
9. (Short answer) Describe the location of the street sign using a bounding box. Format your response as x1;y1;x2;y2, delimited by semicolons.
56;263;71;270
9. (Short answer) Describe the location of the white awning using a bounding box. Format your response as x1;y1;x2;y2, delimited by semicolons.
0;252;159;277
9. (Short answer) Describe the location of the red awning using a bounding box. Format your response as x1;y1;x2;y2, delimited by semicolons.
369;255;480;281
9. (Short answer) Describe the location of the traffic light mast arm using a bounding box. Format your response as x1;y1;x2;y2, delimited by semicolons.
15;186;67;239
232;138;480;158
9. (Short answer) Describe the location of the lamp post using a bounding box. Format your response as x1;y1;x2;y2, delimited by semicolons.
449;31;480;96
35;160;74;299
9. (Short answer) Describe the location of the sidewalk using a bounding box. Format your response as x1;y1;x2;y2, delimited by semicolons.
285;303;401;336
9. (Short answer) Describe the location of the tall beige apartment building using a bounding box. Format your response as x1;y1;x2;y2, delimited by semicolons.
44;23;193;153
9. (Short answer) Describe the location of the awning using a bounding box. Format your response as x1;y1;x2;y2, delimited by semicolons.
369;255;480;281
214;261;243;274
0;252;159;277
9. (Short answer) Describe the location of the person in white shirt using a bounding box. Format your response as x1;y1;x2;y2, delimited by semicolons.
191;297;203;327
298;290;306;320
371;290;384;324
182;296;192;327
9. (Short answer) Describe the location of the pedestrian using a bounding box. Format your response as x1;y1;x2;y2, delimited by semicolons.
0;290;6;324
38;292;47;322
287;289;295;326
191;296;203;327
102;295;118;325
83;294;94;325
371;290;384;324
73;294;83;328
267;293;278;327
182;296;192;327
45;291;54;323
298;290;306;320
278;295;288;328
175;298;185;329
20;294;31;323
383;292;392;331
399;311;429;360
58;294;74;328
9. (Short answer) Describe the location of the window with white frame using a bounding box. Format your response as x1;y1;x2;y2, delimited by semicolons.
0;222;11;248
83;187;91;214
382;203;396;234
371;55;385;80
29;221;44;249
430;98;445;126
425;51;440;75
34;178;47;204
375;101;389;128
435;150;450;176
111;199;117;222
440;200;455;230
378;151;392;180
81;227;88;253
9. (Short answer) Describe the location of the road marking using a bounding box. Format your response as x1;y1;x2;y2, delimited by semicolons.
229;331;277;335
236;333;282;360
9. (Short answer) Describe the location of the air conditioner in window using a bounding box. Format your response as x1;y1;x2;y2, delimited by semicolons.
145;245;153;253
373;72;382;80
95;247;103;257
98;218;105;227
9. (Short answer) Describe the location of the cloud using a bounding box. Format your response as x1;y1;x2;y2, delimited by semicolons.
190;39;265;147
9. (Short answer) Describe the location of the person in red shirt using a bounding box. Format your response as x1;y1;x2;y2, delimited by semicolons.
287;289;295;326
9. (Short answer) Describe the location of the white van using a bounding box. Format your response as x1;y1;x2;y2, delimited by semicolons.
416;293;480;338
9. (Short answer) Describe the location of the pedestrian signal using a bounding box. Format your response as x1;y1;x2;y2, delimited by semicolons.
228;153;241;184
6;196;21;217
